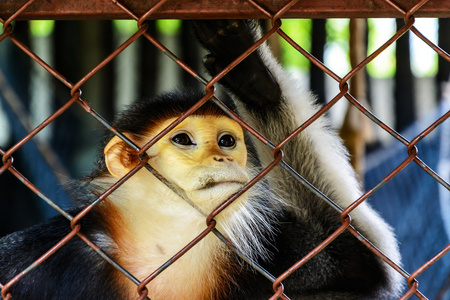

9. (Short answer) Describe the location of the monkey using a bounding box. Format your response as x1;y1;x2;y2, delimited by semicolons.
0;19;403;299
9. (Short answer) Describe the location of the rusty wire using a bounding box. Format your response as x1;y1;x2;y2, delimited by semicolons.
0;0;449;299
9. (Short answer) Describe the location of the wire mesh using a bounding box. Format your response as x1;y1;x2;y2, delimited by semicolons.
0;0;449;299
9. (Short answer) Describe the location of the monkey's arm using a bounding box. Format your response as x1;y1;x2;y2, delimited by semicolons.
193;19;403;299
0;209;125;300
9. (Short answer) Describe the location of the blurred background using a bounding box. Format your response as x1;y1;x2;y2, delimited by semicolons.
0;19;449;299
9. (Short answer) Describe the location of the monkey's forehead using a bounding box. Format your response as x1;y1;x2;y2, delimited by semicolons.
148;115;244;137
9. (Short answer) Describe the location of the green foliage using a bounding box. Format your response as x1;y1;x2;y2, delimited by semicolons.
279;19;312;72
113;20;137;35
113;19;182;36
367;19;396;78
30;20;55;37
410;18;438;77
326;19;349;52
156;20;182;36
325;19;350;75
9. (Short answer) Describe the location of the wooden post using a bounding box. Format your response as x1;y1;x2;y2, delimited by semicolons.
339;18;373;180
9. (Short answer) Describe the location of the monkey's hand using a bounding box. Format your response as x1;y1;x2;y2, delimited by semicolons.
192;20;282;108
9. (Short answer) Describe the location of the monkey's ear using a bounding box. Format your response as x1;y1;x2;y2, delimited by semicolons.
104;136;139;178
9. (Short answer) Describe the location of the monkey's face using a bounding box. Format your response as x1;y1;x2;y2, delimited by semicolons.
104;115;249;213
147;115;249;210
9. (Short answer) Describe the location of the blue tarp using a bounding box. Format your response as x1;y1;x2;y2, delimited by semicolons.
365;101;450;300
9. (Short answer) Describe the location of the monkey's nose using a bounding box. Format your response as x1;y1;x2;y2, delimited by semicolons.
213;155;233;162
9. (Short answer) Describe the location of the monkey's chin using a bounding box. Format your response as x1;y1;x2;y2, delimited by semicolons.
187;182;246;213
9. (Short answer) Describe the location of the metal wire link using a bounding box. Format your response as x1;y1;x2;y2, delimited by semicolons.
0;0;449;299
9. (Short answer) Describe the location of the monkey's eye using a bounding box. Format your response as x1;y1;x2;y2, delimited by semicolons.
171;133;195;146
218;134;236;148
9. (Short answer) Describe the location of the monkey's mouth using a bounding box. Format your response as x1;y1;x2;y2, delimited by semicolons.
197;180;246;190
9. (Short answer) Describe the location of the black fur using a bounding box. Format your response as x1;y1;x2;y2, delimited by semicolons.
0;207;126;299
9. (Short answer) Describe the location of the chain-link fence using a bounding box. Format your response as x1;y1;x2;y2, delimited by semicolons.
1;0;449;299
